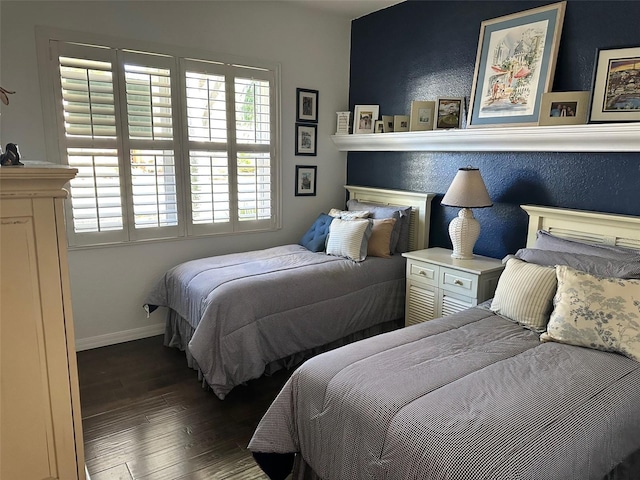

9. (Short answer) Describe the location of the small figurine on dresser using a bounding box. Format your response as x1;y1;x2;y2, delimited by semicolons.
0;143;23;166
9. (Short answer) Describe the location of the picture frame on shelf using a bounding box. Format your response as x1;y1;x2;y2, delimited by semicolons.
353;105;380;134
295;123;317;156
467;1;566;128
374;120;385;133
295;165;317;196
589;46;640;123
382;115;395;132
409;100;436;131
538;91;589;126
335;111;351;135
296;88;318;123
435;97;464;129
393;114;410;132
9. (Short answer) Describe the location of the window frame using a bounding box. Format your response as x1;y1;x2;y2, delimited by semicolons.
36;27;281;248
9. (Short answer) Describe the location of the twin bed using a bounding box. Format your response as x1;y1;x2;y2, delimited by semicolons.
144;186;435;399
248;205;640;480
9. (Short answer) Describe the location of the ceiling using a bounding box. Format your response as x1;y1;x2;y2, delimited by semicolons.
275;0;405;19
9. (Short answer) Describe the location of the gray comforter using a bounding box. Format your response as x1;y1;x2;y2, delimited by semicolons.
249;306;640;479
144;245;405;399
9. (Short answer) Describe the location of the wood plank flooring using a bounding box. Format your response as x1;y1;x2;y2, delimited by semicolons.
77;335;291;479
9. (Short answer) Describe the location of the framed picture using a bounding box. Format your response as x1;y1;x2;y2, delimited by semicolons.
393;114;410;132
353;105;380;134
335;111;351;135
589;46;640;123
374;120;385;133
539;91;590;126
295;123;317;156
382;115;395;132
435;97;464;129
296;88;318;123
467;1;566;128
295;165;317;196
409;100;435;131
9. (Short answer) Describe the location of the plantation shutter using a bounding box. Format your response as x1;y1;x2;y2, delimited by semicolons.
54;42;128;246
119;51;184;241
235;76;273;229
181;60;276;236
44;32;280;247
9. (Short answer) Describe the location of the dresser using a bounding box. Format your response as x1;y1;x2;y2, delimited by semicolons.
0;164;85;480
402;247;504;326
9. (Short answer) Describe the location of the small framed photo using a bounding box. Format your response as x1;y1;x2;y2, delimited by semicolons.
335;111;351;135
374;120;385;133
353;105;380;134
295;165;317;196
296;88;318;123
539;91;590;126
435;97;464;129
409;100;435;131
295;123;317;156
589;46;640;123
393;114;410;132
382;115;395;132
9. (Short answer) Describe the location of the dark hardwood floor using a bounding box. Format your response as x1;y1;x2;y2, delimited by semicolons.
77;335;291;479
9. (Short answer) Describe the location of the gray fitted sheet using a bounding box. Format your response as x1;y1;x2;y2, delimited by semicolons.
144;244;406;399
249;306;640;479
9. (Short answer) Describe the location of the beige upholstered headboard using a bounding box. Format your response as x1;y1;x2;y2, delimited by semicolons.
522;204;640;251
345;185;436;251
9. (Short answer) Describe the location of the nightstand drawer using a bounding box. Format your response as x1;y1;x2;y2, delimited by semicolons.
440;267;477;297
407;260;439;285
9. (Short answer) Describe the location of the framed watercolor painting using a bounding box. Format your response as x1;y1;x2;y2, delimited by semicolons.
295;165;317;196
538;91;589;126
296;88;318;123
435;97;464;129
589;46;640;123
295;123;317;156
353;105;379;134
467;2;566;128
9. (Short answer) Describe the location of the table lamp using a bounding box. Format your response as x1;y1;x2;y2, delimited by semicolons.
441;167;492;259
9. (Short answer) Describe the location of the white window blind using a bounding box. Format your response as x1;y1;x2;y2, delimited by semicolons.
42;32;279;246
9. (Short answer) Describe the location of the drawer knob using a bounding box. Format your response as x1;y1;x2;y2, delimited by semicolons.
418;270;426;276
454;279;463;286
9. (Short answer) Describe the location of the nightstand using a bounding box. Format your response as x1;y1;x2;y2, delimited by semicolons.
401;247;505;327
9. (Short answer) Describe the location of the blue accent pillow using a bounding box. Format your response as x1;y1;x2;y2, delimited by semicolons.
299;213;334;252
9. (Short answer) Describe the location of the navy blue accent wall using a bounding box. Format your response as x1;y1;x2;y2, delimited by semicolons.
348;1;640;259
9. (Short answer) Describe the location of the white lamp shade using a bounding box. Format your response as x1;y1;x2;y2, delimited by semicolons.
441;167;492;208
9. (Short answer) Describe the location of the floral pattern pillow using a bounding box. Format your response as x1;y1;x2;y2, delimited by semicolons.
541;265;640;361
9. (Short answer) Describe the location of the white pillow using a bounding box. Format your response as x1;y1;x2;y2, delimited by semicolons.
541;265;640;361
490;258;558;332
326;218;372;262
327;208;370;220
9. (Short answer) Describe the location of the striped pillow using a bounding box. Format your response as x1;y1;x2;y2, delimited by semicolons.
490;258;558;332
326;218;372;262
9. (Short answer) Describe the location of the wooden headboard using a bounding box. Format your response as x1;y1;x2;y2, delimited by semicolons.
522;204;640;251
345;185;436;251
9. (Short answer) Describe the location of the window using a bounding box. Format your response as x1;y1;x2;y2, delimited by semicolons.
39;30;280;246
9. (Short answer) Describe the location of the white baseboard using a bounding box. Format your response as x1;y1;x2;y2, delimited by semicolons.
75;323;165;351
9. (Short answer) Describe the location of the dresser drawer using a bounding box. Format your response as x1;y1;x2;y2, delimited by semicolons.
407;260;439;286
440;266;477;298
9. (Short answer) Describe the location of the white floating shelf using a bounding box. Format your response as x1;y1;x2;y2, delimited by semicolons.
330;123;640;152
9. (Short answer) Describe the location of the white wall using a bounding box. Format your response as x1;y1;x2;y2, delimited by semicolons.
1;1;351;349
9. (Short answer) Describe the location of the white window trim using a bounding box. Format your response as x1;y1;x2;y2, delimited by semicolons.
36;26;282;248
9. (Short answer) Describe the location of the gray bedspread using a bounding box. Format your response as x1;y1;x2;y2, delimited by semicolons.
249;306;640;479
144;244;405;399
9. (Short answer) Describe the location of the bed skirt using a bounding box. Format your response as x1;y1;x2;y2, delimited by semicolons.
163;308;403;393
